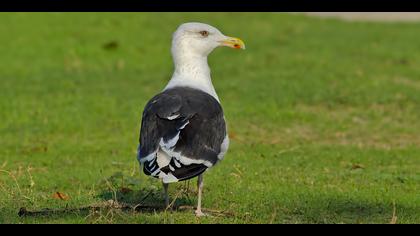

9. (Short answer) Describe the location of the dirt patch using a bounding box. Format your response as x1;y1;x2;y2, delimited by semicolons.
299;13;420;22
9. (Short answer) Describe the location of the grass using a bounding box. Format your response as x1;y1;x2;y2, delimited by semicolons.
0;12;419;224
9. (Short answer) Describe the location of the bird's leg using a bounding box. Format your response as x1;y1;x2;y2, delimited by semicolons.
163;182;169;208
195;174;206;217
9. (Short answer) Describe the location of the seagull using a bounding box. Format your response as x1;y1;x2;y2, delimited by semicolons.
137;22;245;216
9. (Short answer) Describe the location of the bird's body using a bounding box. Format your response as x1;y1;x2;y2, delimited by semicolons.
139;86;228;183
137;22;244;216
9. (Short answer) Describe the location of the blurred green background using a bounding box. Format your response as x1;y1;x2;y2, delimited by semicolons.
0;13;419;223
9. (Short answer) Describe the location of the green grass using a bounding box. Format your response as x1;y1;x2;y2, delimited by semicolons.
0;12;419;224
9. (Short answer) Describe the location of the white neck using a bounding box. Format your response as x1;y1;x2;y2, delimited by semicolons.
164;52;220;102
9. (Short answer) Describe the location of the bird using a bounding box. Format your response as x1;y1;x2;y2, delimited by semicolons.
137;22;245;216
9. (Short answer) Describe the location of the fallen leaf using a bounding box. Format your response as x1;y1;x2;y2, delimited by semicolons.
52;192;69;201
351;164;364;170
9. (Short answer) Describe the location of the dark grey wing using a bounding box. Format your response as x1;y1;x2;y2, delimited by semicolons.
137;92;191;162
137;87;227;183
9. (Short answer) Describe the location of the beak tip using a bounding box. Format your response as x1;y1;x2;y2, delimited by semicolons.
220;37;246;50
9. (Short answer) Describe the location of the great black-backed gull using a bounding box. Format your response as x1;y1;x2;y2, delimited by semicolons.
137;22;245;216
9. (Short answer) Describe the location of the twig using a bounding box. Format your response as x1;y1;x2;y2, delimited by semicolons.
132;190;154;211
19;201;235;218
177;206;235;217
19;206;101;217
390;201;398;224
27;166;35;189
19;201;156;217
233;165;243;176
165;188;183;212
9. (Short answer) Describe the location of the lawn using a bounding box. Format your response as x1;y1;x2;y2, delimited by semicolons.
0;12;419;224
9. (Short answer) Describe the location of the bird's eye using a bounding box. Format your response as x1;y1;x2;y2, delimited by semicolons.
199;30;209;37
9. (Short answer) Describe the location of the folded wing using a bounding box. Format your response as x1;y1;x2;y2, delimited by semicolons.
137;87;227;183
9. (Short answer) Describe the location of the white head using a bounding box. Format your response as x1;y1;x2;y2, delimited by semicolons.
171;22;245;60
166;22;245;100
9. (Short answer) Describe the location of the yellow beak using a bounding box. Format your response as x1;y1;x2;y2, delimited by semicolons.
219;36;246;50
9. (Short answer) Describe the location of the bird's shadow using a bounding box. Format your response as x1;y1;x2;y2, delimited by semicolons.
97;184;196;213
18;183;197;220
